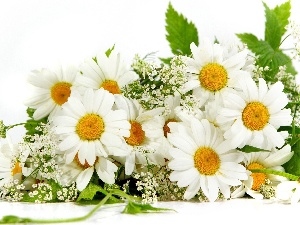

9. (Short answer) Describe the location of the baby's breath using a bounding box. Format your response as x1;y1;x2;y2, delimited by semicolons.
124;55;187;110
19;123;61;181
56;182;78;202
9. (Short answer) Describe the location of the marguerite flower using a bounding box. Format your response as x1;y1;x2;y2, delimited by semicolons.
24;65;78;120
0;139;28;187
182;38;250;104
76;50;138;95
167;118;247;202
114;95;165;175
217;77;292;150
53;88;130;166
237;145;293;199
57;155;118;191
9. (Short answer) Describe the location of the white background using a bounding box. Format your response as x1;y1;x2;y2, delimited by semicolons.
0;0;299;142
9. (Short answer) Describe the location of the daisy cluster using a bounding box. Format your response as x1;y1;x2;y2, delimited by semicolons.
0;1;299;206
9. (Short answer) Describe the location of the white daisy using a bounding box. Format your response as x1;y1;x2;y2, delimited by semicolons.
167;118;247;202
114;95;165;175
217;77;293;150
57;155;118;191
0;139;27;187
76;50;138;95
276;180;300;204
182;38;250;104
24;65;78;120
53;88;131;166
237;145;293;199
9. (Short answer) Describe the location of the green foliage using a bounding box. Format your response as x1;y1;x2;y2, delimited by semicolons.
283;139;300;175
237;0;296;80
238;145;269;153
77;183;107;201
105;44;115;57
122;201;175;214
24;108;48;136
165;2;199;56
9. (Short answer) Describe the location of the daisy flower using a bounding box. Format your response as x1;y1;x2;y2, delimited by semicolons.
0;139;28;187
161;95;204;160
217;77;292;150
276;180;300;204
167;118;247;202
182;38;250;104
76;50;138;95
53;88;131;166
24;65;78;120
114;95;165;175
236;145;293;199
57;155;118;191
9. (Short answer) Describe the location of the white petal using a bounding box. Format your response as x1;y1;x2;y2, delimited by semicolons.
184;177;201;200
76;167;94;191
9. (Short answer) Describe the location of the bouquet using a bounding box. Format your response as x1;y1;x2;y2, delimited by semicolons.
0;0;299;223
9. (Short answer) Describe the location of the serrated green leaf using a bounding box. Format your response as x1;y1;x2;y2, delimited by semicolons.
264;2;282;49
238;145;269;153
236;34;294;80
273;0;291;38
283;139;300;175
77;183;106;201
236;33;260;50
122;201;175;214
165;2;198;56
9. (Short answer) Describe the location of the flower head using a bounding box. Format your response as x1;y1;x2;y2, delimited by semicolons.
113;95;165;175
182;39;250;105
76;51;138;95
217;77;292;150
24;65;78;120
53;88;130;166
167;118;247;202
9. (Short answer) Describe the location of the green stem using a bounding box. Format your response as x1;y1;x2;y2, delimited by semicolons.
7;123;26;130
0;193;112;224
250;168;299;181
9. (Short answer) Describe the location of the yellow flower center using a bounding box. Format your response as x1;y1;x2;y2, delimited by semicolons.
194;147;220;175
163;119;177;137
247;162;267;191
74;153;97;169
11;161;22;176
51;82;72;105
100;80;121;94
242;102;270;131
125;121;145;146
76;114;104;141
199;63;228;92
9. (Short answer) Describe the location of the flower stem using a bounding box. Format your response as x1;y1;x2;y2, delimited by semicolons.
250;168;299;181
0;193;112;224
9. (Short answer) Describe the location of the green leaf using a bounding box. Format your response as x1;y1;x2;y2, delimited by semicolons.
283;139;300;175
24;108;48;136
238;145;269;153
236;34;293;80
273;1;291;39
77;183;107;201
105;44;115;57
165;2;198;55
264;2;282;49
76;183;123;204
0;215;32;223
159;57;172;64
264;1;291;49
122;201;175;214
